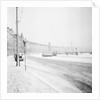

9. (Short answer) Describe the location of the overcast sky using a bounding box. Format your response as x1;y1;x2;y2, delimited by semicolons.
7;7;92;49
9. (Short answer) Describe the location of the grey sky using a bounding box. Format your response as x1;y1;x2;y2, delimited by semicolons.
7;7;92;49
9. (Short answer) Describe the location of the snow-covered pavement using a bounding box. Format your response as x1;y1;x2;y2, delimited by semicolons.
7;53;92;93
7;56;58;93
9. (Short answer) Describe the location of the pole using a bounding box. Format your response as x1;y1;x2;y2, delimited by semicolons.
14;33;15;55
16;7;19;66
25;51;26;71
23;39;26;71
25;41;26;71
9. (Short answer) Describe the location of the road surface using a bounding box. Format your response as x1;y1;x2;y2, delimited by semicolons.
24;54;92;93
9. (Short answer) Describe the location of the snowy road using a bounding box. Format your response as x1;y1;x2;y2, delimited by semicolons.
7;54;92;93
25;54;92;93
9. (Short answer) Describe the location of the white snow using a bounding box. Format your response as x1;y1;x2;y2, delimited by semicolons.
7;55;82;93
8;52;92;93
22;56;82;93
7;56;57;93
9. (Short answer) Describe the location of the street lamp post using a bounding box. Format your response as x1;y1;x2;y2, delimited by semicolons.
16;7;19;66
23;39;26;71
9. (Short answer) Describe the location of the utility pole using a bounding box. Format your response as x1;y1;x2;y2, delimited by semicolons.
16;7;19;66
23;39;26;71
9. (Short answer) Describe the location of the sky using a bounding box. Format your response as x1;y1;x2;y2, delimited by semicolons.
7;7;92;50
